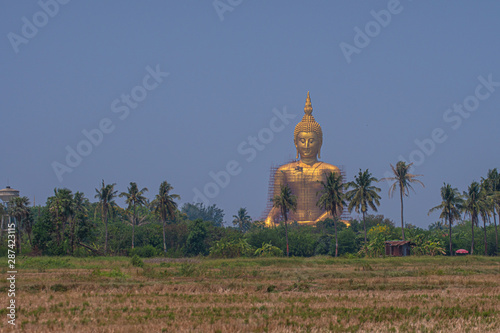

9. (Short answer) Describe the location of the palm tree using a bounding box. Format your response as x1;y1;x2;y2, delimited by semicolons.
120;182;148;249
71;191;88;254
462;181;485;255
95;180;117;254
48;188;74;250
428;183;464;256
486;169;499;254
479;179;493;255
345;169;381;244
232;208;252;233
381;161;424;241
9;196;31;253
317;171;346;257
151;181;180;253
272;184;297;257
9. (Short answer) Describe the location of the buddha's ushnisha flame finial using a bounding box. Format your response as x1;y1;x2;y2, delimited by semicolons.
304;91;313;115
294;91;323;159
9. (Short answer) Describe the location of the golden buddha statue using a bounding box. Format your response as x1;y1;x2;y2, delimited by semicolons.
265;92;341;227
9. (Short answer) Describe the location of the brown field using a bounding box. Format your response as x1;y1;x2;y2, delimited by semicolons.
1;256;499;332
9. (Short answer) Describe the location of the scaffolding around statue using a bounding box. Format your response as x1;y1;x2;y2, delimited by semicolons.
261;161;349;223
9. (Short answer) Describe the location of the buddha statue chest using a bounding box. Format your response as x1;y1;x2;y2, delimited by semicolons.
273;161;339;223
283;163;325;201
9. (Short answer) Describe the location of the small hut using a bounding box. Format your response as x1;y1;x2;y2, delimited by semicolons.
385;241;413;257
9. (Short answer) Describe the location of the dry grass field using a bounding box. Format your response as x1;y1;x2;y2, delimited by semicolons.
1;256;499;332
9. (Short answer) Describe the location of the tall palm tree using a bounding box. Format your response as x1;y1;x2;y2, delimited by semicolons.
151;181;180;253
120;182;148;249
486;169;499;254
345;169;381;244
95;180;117;254
232;208;252;233
9;196;31;253
317;171;346;257
462;181;485;255
48;188;74;250
272;184;297;257
381;161;424;241
428;183;464;256
479;179;493;255
71;191;88;254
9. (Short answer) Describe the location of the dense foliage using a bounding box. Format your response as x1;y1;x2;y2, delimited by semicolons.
1;166;498;258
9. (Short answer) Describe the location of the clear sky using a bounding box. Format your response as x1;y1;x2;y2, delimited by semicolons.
1;1;499;228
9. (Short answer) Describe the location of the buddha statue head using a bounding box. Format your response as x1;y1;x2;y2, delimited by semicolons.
294;92;323;161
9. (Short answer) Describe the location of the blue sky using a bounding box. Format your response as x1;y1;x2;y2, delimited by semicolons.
1;1;499;228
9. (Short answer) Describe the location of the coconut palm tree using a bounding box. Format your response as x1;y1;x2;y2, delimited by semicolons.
428;183;464;256
462;181;486;255
485;169;499;254
120;182;148;249
232;208;252;233
9;196;31;253
381;161;424;241
272;184;297;257
71;191;88;254
151;181;180;253
479;179;494;255
48;188;74;250
345;169;381;244
317;171;346;257
95;180;117;254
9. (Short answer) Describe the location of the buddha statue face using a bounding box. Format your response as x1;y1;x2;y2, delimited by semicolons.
295;131;321;159
293;92;323;161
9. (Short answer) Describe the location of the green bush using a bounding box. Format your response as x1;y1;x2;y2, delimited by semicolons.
130;255;144;268
177;263;197;276
165;247;184;258
288;229;317;257
246;227;285;251
254;242;283;257
314;235;332;255
185;219;208;256
209;239;254;258
128;245;159;258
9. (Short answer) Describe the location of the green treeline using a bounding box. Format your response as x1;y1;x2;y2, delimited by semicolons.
1;165;499;258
